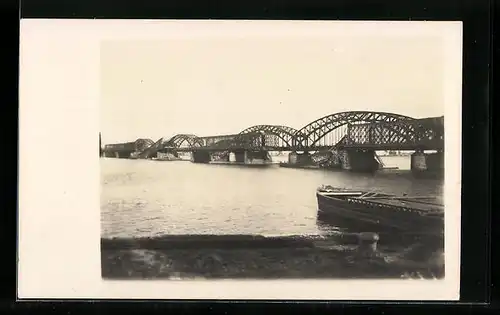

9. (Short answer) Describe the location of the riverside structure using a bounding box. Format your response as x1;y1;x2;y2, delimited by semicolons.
102;111;444;174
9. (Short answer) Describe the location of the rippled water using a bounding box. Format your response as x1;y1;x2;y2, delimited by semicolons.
100;156;443;238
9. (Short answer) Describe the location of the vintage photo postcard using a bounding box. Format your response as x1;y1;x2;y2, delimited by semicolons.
18;19;462;300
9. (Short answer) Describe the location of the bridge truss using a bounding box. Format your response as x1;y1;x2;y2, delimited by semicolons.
135;111;444;157
340;116;444;150
293;111;416;150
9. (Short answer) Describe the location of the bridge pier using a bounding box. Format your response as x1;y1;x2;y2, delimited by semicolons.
191;151;211;163
288;151;313;165
232;150;271;164
411;150;444;174
233;150;246;163
246;150;272;163
340;149;380;172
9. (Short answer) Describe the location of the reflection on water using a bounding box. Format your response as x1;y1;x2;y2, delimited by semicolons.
101;156;443;238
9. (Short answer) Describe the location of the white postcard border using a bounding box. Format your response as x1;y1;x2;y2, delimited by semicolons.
18;19;462;300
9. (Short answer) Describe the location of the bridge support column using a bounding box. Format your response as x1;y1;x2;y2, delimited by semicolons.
340;149;380;172
233;150;246;163
288;151;313;165
411;150;444;174
191;151;211;163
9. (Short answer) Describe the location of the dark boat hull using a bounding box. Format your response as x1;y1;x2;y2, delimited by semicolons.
316;192;444;238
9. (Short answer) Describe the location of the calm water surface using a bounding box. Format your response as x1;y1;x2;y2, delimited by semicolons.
101;156;443;238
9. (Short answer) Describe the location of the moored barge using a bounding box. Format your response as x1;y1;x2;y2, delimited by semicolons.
316;185;444;237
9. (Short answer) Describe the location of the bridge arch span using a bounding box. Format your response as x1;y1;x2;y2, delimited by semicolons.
134;138;155;152
163;134;204;148
294;111;415;148
238;125;305;148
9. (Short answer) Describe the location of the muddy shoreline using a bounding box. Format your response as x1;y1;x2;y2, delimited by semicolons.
101;234;444;280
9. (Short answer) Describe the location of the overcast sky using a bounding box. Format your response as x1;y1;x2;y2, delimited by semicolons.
100;33;445;144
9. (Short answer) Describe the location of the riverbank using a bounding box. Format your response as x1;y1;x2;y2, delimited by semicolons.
101;234;444;280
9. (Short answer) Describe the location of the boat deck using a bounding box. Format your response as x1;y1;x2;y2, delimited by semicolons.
317;186;444;213
358;197;443;212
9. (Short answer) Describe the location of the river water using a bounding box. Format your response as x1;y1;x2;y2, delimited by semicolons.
100;155;443;238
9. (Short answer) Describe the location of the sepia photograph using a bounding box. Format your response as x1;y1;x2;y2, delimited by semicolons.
100;23;449;280
18;19;462;300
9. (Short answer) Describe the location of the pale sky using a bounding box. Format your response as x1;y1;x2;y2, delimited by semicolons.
100;34;445;144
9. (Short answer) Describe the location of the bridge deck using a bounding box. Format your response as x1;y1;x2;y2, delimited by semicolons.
106;113;444;156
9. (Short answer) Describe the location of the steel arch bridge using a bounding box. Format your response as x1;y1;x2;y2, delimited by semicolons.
339;115;445;150
133;138;155;152
137;134;204;158
134;111;443;157
163;134;204;148
227;125;306;150
179;125;306;152
292;111;416;150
